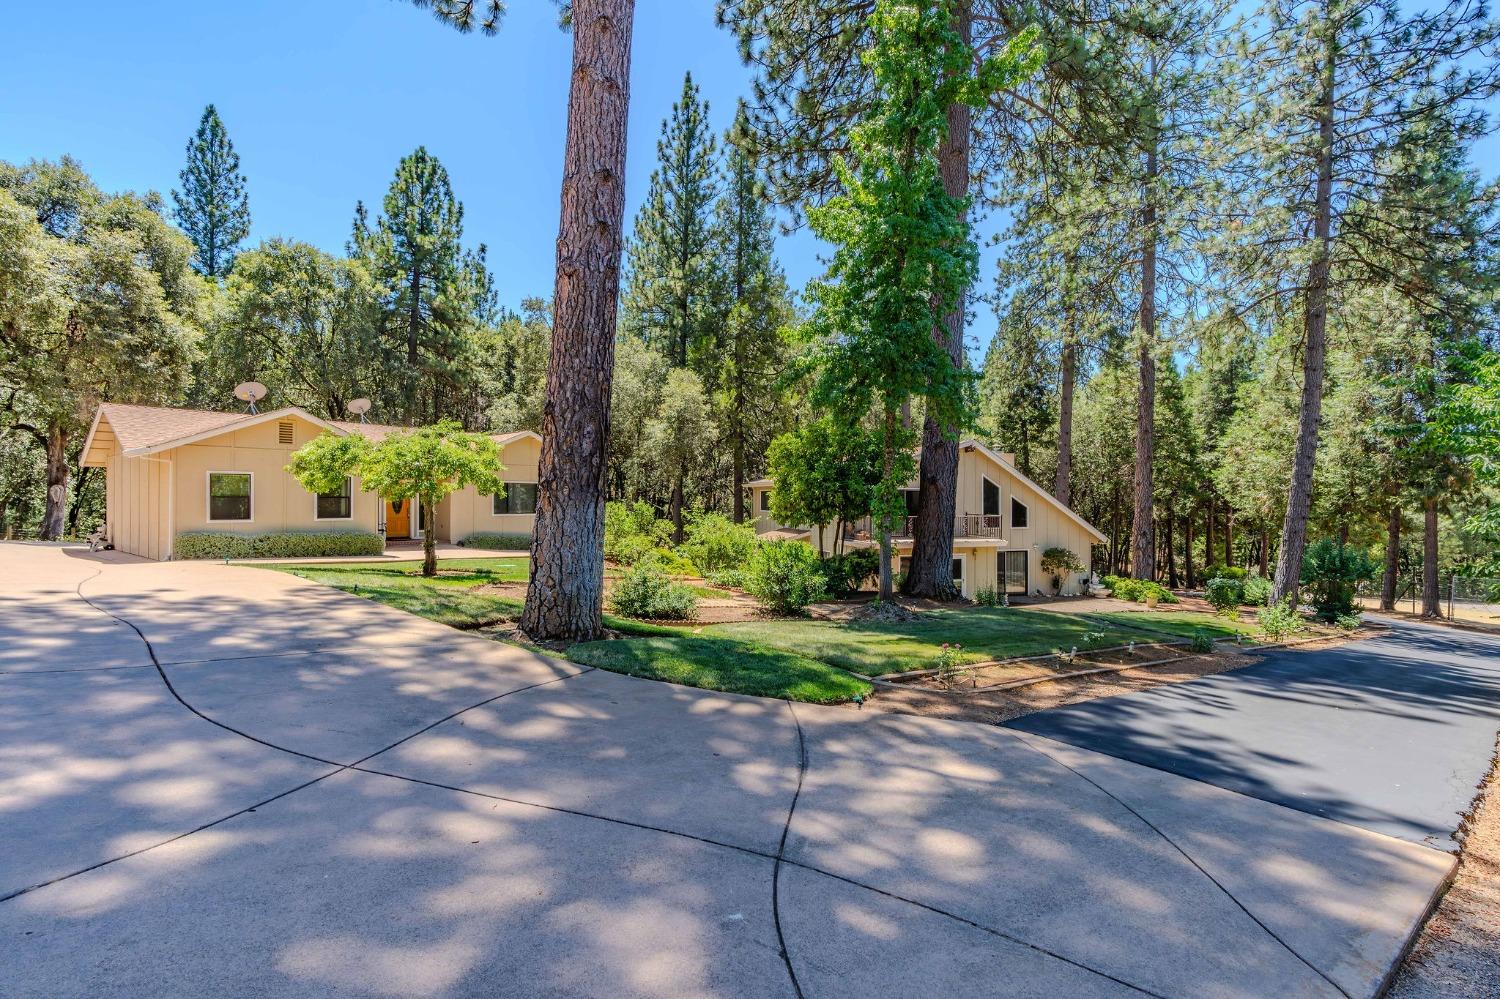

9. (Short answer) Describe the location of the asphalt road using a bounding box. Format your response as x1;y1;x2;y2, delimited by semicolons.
1007;620;1500;847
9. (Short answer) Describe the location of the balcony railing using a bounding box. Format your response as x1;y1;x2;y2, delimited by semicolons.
841;513;1004;542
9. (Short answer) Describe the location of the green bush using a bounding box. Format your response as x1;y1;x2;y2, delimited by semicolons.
1189;630;1216;654
1241;573;1272;606
458;532;532;551
1301;538;1375;622
821;548;881;597
1204;564;1248;581
175;530;384;560
706;568;748;590
680;512;759;577
746;541;828;614
1041;547;1084;591
1258;599;1307;641
1334;612;1363;631
603;500;673;565
974;584;1001;607
1204;576;1245;614
1101;575;1179;605
609;560;698;620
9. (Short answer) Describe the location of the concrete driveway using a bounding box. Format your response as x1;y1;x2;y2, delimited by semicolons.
1007;621;1500;848
0;544;1462;998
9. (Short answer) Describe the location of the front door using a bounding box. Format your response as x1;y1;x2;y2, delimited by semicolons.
1002;550;1029;596
386;499;411;539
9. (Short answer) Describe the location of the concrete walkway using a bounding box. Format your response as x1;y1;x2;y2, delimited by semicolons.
0;543;1462;998
1007;621;1500;848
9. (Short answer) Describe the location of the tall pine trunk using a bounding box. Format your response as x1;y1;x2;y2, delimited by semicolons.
1055;333;1076;504
1381;505;1400;611
1421;497;1440;618
878;408;899;601
40;425;69;541
1185;508;1195;588
1205;498;1215;572
1131;140;1158;581
1272;31;1335;606
520;0;634;642
905;3;970;600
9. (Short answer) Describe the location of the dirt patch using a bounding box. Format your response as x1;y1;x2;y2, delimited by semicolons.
683;599;776;625
808;594;956;622
473;582;531;600
1391;734;1500;999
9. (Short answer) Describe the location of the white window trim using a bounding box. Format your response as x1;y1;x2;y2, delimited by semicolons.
492;483;539;517
206;471;254;524
313;476;355;521
951;553;968;596
1010;496;1030;529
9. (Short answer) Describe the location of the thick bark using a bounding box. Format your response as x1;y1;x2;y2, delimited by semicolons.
40;425;69;541
1164;507;1177;588
904;3;971;601
1272;34;1335;605
1421;497;1441;618
1184;508;1195;589
1130;140;1158;581
520;0;634;642
1380;505;1400;611
1055;334;1076;505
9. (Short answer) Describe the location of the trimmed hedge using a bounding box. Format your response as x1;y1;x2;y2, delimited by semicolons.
175;530;385;560
458;532;533;551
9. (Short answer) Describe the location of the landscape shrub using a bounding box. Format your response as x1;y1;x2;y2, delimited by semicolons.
175;530;384;560
458;532;531;551
603;500;673;565
821;548;881;597
1204;564;1248;581
1204;576;1244;614
706;568;748;590
609;559;698;620
1189;630;1216;654
1300;538;1375;622
1040;547;1084;592
974;584;1001;607
1258;599;1307;641
746;540;828;614
680;512;760;577
1101;575;1179;605
1241;573;1272;606
1334;612;1363;631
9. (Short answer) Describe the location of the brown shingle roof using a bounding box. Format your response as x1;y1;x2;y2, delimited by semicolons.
94;403;251;453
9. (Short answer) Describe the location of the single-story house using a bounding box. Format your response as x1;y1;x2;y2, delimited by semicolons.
80;402;540;560
748;439;1106;597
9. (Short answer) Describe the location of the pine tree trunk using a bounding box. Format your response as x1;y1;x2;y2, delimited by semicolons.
1205;498;1215;572
1185;509;1195;589
1055;333;1076;505
1131;138;1158;581
1381;505;1400;611
1259;525;1270;577
1165;506;1177;588
1272;34;1335;605
904;3;971;601
520;0;634;642
1224;509;1233;567
1421;497;1441;618
40;425;69;541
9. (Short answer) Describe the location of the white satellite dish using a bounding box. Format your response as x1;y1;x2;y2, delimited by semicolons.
347;398;372;424
233;381;268;414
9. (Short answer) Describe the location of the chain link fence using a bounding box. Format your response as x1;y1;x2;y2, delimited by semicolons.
1361;575;1500;623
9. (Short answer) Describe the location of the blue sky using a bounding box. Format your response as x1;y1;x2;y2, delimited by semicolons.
1;1;840;313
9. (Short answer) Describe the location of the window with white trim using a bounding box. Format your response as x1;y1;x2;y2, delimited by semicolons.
1011;497;1029;529
208;472;252;522
493;483;538;515
951;557;965;583
760;489;772;512
315;477;353;519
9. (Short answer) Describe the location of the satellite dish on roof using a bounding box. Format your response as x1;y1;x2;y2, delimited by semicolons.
347;398;372;424
233;381;268;414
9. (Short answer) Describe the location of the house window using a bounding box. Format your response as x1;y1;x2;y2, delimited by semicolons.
983;478;1000;518
1011;497;1029;529
208;472;252;522
493;483;539;515
951;557;964;584
315;477;353;520
902;489;921;516
760;490;772;512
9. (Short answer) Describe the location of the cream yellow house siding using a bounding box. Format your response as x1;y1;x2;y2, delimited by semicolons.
105;453;172;561
439;435;541;543
168;415;381;536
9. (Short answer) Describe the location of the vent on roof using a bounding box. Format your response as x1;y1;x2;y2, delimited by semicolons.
278;421;294;445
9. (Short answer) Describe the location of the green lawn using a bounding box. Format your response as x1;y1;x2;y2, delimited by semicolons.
568;636;870;703
1082;610;1256;639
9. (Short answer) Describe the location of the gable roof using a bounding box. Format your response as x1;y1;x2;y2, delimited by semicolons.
81;402;541;467
959;439;1108;544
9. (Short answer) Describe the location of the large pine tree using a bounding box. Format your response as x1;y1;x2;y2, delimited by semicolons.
172;104;251;278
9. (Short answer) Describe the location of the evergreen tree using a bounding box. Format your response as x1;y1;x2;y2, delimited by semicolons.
172;104;251;277
623;72;721;374
714;106;795;523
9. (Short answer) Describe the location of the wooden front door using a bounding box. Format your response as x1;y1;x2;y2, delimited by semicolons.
1002;550;1029;596
386;499;411;539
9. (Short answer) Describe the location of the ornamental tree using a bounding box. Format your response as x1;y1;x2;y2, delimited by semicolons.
287;421;504;577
